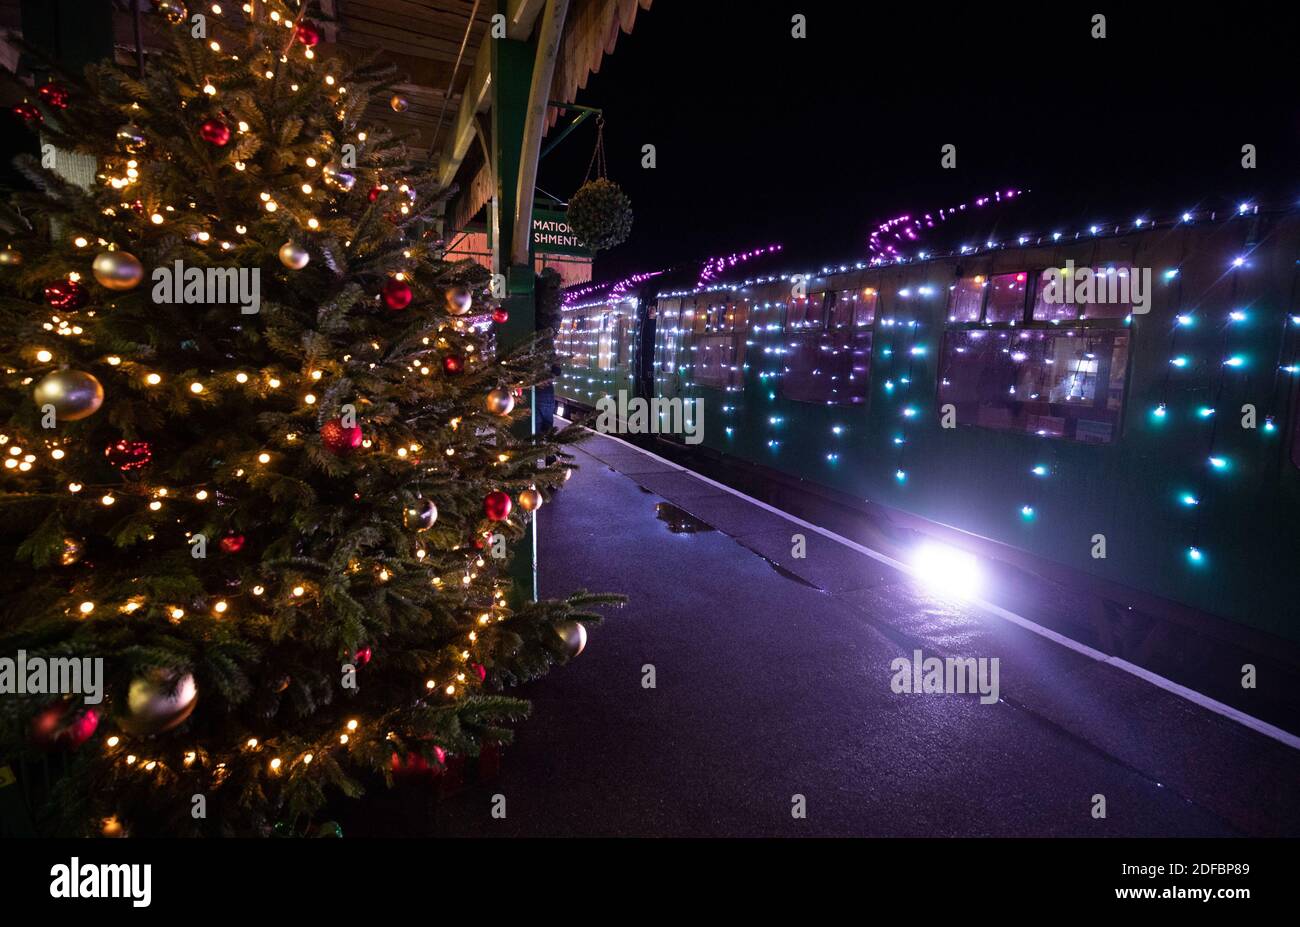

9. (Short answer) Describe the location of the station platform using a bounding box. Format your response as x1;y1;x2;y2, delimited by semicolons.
434;428;1300;837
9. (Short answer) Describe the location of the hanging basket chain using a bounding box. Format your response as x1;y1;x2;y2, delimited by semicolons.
584;115;607;183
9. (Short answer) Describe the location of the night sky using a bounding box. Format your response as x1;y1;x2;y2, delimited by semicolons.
537;3;1300;282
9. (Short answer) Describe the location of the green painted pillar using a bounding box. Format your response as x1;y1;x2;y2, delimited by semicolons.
491;10;540;604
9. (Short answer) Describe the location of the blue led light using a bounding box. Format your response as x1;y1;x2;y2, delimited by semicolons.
1020;505;1036;520
1031;465;1048;477
1197;406;1215;418
1187;546;1205;564
894;469;907;483
1152;403;1168;419
1180;493;1199;507
1208;456;1228;470
1170;356;1189;368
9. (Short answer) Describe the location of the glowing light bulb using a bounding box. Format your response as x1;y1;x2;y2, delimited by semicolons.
79;601;95;615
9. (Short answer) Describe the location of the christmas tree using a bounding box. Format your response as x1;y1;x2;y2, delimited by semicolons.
0;1;615;837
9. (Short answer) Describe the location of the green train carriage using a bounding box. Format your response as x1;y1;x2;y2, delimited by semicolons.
557;208;1300;649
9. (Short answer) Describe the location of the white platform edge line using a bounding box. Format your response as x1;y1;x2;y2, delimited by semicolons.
558;416;1300;752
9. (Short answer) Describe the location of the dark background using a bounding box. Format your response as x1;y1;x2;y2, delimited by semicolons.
537;2;1300;281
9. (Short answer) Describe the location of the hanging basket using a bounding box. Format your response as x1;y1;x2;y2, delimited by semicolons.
567;178;633;252
567;115;632;252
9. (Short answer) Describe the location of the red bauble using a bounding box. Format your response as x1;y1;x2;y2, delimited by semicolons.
31;702;99;750
484;491;512;521
38;82;69;109
368;186;382;202
354;646;372;665
471;663;486;682
442;354;463;375
199;117;231;146
492;308;509;324
219;534;245;554
12;102;41;124
105;439;152;472
44;279;88;310
381;278;412;310
295;21;321;46
320;418;363;455
391;745;446;776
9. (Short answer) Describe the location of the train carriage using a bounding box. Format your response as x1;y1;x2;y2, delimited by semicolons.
556;207;1300;650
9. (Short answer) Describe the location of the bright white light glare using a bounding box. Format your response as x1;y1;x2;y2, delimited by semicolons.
911;543;981;600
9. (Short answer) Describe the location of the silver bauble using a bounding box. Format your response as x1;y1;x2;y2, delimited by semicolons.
322;163;356;192
116;123;146;152
92;250;144;290
153;0;188;26
118;670;198;734
33;369;104;421
402;497;438;531
445;287;473;315
555;621;587;657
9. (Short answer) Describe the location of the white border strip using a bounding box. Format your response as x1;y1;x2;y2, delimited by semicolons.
559;416;1300;752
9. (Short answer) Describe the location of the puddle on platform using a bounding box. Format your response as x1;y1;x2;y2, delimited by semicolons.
655;502;715;534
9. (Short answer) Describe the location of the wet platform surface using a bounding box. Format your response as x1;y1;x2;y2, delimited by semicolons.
435;429;1300;837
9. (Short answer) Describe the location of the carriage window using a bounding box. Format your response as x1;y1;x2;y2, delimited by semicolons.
829;289;874;330
948;276;985;322
561;311;594;367
694;334;744;389
938;328;1130;443
855;287;878;327
787;292;829;330
781;328;872;405
984;272;1029;322
1032;264;1133;321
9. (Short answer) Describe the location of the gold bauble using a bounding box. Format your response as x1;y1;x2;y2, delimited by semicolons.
279;241;310;269
92;250;143;290
518;488;543;511
59;536;84;566
0;248;23;266
555;620;587;657
485;387;515;416
389;94;409;113
33;369;104;421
